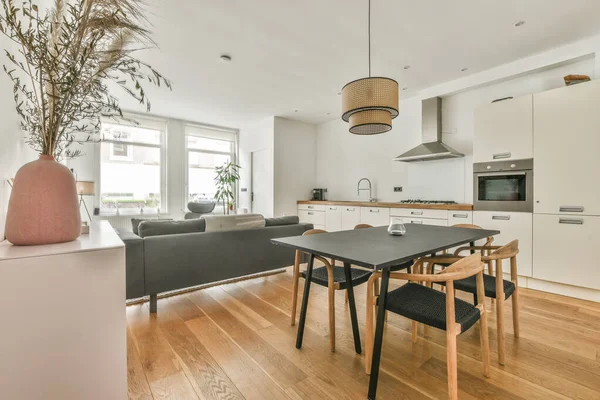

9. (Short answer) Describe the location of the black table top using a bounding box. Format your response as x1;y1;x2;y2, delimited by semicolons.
271;225;500;269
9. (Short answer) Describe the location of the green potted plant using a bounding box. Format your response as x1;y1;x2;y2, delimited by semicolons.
1;0;170;245
214;162;240;215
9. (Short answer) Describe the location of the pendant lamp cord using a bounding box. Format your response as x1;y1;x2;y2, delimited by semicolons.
368;0;371;77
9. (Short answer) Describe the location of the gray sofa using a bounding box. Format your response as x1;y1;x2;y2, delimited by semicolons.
119;216;313;312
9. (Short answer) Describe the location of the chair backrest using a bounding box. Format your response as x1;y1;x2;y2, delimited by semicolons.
303;229;327;236
488;239;519;260
451;223;494;246
354;224;373;229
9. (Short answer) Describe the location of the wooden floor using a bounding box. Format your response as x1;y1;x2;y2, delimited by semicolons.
127;266;600;400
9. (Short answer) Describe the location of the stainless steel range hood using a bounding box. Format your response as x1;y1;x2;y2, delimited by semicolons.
393;97;464;162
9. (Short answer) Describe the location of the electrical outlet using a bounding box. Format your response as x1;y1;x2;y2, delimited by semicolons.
394;187;403;192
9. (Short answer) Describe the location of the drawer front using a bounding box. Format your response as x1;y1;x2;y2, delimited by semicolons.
447;211;473;226
533;214;600;290
360;207;391;227
390;208;448;220
325;206;342;232
298;210;325;226
473;211;533;277
297;204;326;212
401;217;448;227
341;207;361;231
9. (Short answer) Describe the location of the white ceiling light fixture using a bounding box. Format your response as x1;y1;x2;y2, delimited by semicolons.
341;0;399;135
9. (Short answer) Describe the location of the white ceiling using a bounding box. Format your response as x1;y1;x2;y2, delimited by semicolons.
118;0;600;128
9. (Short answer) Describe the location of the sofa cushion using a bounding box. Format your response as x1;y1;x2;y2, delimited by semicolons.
265;215;300;227
203;214;265;232
187;201;216;214
138;219;206;238
131;218;172;235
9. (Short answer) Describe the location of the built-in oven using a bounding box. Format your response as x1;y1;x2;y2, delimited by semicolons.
473;159;533;212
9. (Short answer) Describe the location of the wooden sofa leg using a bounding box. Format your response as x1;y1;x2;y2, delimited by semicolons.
149;294;158;314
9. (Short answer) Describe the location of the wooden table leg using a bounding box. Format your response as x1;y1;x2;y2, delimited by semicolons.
344;262;362;354
296;254;315;349
368;267;390;400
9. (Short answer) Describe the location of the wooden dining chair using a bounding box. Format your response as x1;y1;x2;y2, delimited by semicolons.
290;229;372;352
365;254;490;399
421;240;520;365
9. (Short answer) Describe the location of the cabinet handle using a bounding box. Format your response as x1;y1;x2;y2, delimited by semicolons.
370;209;380;213
492;215;510;221
452;213;468;218
410;211;423;215
411;220;423;224
308;205;314;209
347;208;355;212
559;218;584;225
308;212;314;216
329;207;337;211
559;206;584;213
493;152;511;159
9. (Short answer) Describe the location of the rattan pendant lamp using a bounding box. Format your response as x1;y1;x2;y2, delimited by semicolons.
341;0;399;135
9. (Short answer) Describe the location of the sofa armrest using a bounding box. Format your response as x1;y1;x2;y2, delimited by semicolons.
118;232;145;299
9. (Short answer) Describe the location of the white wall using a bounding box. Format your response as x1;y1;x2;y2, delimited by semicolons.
317;56;596;203
238;117;275;216
274;117;317;217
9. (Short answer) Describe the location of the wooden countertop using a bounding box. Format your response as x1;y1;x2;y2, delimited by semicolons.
297;200;473;211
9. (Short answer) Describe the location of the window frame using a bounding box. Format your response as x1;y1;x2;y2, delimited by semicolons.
96;116;168;216
184;123;238;212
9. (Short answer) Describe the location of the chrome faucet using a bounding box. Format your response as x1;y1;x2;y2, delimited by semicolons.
357;178;375;202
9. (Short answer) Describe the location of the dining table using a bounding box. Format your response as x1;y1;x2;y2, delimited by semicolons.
272;224;499;400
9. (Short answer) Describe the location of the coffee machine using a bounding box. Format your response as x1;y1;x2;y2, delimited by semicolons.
312;188;327;201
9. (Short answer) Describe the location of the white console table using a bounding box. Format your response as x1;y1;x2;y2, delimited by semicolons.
0;221;126;400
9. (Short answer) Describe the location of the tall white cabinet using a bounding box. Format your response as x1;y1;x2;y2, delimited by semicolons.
533;80;600;216
473;94;533;163
532;80;600;290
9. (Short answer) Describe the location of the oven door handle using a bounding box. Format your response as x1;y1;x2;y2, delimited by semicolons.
476;171;528;178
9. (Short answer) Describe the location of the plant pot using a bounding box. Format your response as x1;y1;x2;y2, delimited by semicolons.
5;155;81;245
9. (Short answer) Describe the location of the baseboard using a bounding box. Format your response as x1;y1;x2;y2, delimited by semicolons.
126;268;287;306
507;273;600;303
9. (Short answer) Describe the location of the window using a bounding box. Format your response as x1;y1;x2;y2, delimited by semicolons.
99;118;167;215
185;124;237;214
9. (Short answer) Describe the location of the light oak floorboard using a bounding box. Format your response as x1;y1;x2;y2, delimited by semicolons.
127;268;600;400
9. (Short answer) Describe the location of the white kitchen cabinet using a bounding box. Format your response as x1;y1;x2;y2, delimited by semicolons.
473;94;533;163
325;205;342;232
473;211;532;277
360;207;390;227
298;209;325;227
341;206;361;231
534;80;600;216
533;214;600;290
447;211;473;226
401;217;447;227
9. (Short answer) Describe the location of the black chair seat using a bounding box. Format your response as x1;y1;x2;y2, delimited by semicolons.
385;283;481;332
440;274;515;300
302;266;371;290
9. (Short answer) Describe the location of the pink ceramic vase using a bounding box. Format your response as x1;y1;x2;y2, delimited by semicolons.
5;155;81;245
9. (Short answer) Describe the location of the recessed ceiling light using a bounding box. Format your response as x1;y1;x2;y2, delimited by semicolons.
514;21;525;27
220;54;232;62
403;65;411;70
461;67;469;72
